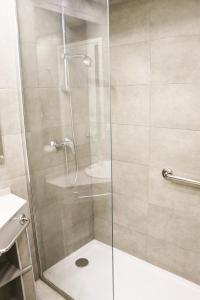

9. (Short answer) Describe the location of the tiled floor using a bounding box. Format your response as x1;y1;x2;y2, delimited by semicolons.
36;280;65;300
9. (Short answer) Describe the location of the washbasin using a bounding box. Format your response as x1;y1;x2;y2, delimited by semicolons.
0;189;29;255
85;160;111;179
0;189;26;229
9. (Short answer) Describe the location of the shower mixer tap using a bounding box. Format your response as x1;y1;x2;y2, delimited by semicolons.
50;138;75;153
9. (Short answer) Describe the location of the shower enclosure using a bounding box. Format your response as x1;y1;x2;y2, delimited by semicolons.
15;0;200;299
16;0;113;299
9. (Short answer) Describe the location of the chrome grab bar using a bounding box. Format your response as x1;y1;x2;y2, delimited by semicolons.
162;168;200;188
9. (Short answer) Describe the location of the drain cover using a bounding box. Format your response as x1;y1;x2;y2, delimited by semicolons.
75;258;89;267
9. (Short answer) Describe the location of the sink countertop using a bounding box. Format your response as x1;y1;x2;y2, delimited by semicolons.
0;191;26;230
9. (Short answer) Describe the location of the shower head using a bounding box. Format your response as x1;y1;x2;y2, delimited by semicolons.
82;55;92;67
64;53;92;67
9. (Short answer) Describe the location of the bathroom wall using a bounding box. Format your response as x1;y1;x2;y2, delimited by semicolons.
109;0;200;284
0;0;38;277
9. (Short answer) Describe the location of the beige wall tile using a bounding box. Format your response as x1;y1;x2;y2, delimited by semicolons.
147;204;173;241
150;127;200;172
150;0;200;39
111;85;149;126
114;223;147;259
147;237;186;277
94;217;112;245
151;84;200;130
166;214;200;252
109;0;200;285
148;204;200;253
94;195;112;222
0;41;18;88
151;37;200;83
64;218;94;255
23;88;42;132
111;42;150;85
0;89;21;135
20;43;39;88
112;160;149;201
112;124;149;164
37;44;60;88
149;167;200;216
17;0;36;43
110;0;149;46
114;193;148;234
3;134;26;178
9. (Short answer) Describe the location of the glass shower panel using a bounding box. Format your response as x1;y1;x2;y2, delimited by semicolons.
16;0;113;299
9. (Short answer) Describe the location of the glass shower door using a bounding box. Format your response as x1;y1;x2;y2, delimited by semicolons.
16;0;113;299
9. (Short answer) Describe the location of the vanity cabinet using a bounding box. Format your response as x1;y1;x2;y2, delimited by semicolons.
0;229;36;300
0;191;36;299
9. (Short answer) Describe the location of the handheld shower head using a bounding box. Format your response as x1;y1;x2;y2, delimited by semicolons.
82;55;92;67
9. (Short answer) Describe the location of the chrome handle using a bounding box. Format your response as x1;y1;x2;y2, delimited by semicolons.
50;138;74;153
19;213;29;225
162;168;200;188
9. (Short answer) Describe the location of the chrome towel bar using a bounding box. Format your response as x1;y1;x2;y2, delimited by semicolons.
162;168;200;188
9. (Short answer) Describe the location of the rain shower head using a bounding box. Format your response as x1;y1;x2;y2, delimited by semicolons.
64;53;92;67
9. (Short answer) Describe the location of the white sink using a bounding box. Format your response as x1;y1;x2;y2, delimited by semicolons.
0;188;26;229
85;160;111;179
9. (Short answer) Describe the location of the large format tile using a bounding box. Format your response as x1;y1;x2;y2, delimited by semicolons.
94;217;112;246
20;43;39;88
150;127;200;172
23;88;42;132
37;44;60;88
149;167;200;216
3;134;26;178
17;0;36;43
150;0;200;39
147;204;173;241
166;213;200;252
113;223;147;260
151;84;200;130
0;41;17;88
110;0;149;46
147;236;186;278
147;204;200;252
111;42;150;85
112;124;149;165
112;160;149;201
111;85;149;126
151;36;200;83
113;193;148;234
0;89;21;135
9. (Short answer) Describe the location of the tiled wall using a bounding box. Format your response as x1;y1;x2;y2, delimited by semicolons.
109;0;200;284
0;0;38;277
0;1;27;198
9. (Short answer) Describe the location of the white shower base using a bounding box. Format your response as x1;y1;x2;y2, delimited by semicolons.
44;240;200;300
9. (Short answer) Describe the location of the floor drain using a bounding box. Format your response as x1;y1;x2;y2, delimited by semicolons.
75;258;89;268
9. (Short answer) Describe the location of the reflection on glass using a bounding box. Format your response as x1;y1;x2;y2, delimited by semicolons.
16;0;112;299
